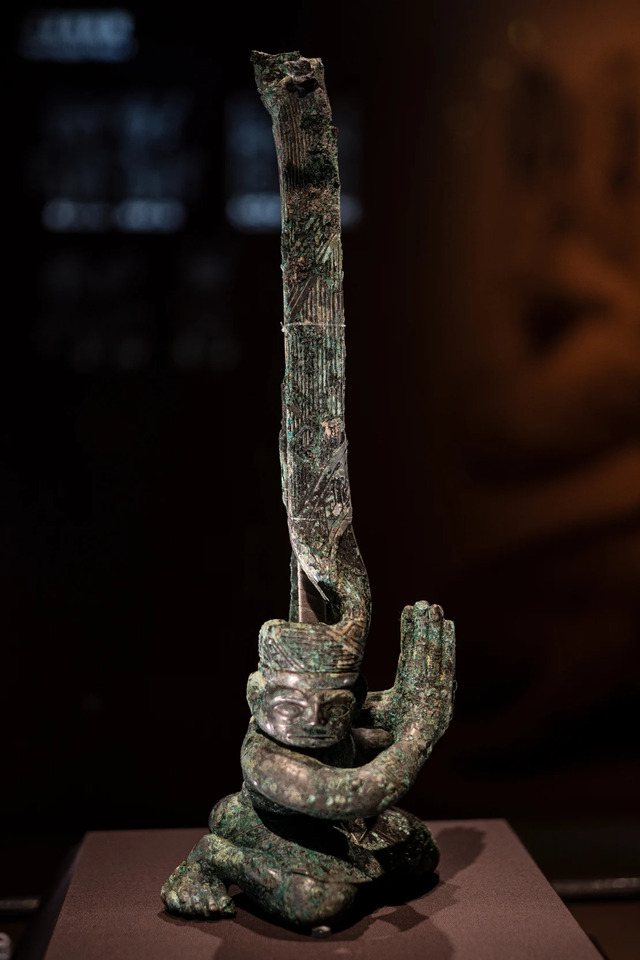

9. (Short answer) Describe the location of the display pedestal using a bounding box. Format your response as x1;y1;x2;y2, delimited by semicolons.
41;819;602;959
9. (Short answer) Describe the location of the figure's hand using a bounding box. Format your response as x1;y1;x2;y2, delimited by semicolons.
385;601;455;747
351;725;394;761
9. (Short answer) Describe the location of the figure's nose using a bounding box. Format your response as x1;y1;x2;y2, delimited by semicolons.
303;699;325;729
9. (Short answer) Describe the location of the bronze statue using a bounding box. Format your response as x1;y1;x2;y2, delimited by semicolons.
161;50;456;933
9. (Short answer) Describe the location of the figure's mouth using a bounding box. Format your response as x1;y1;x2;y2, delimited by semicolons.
288;732;334;744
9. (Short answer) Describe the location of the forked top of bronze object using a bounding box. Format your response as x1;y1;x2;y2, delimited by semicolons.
252;49;369;675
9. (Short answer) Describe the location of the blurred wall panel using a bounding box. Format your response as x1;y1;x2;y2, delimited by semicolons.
392;0;640;799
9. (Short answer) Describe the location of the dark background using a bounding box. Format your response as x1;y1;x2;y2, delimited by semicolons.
3;0;639;897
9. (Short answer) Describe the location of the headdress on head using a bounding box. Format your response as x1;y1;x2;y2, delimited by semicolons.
258;617;365;675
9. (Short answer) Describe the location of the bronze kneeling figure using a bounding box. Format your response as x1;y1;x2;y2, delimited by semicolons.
162;602;454;929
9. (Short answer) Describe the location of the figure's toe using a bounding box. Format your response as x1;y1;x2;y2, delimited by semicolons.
161;886;181;913
202;886;236;917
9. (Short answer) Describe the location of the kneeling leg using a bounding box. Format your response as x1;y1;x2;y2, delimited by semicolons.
197;832;357;928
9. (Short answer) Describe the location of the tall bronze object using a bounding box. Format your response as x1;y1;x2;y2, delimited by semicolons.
161;51;456;933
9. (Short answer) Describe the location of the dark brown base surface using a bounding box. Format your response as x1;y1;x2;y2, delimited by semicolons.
42;819;603;959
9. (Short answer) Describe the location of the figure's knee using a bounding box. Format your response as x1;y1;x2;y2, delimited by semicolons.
403;814;440;875
410;829;440;877
280;875;357;927
372;808;440;879
208;791;243;834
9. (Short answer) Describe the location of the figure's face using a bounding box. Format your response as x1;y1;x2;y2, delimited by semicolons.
247;670;358;748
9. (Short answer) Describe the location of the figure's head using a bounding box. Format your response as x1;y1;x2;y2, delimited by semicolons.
247;669;363;748
249;616;367;748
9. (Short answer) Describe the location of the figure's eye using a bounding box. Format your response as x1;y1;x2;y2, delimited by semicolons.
325;702;350;720
273;700;304;719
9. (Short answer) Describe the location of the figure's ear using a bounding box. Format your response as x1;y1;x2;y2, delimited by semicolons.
246;670;265;714
352;673;368;709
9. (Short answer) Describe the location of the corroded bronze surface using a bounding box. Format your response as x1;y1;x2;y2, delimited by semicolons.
161;50;456;932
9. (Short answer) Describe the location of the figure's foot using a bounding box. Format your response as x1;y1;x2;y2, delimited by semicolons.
161;859;236;919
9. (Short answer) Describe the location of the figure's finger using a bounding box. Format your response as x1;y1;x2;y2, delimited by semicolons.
438;618;456;688
424;608;446;684
399;603;421;666
403;600;433;660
